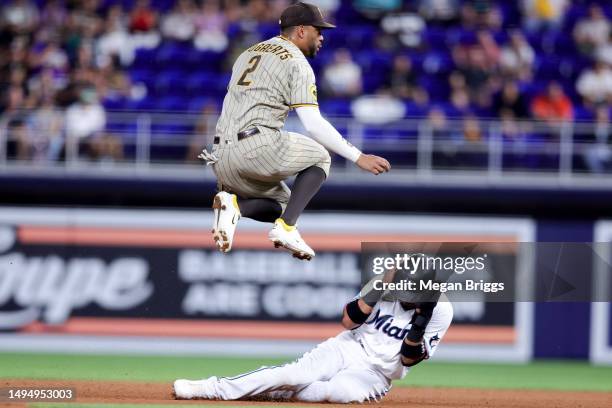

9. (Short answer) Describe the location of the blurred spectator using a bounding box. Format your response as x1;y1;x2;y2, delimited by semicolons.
129;0;161;49
499;30;534;80
100;56;133;103
65;86;105;141
30;39;69;72
494;82;529;118
597;31;612;67
5;118;31;160
573;4;610;56
161;0;196;42
39;0;66;34
453;34;499;109
71;42;104;94
186;102;218;162
427;106;449;138
583;106;611;173
500;108;531;169
460;1;502;31
383;55;417;99
380;11;426;48
351;94;405;124
1;85;24;114
576;60;612;106
1;0;39;34
97;5;134;66
193;0;229;52
7;36;29;67
27;68;65;104
448;71;471;112
322;49;362;98
419;0;459;26
531;81;573;124
28;97;64;162
522;0;568;32
65;86;122;161
500;108;526;140
130;0;157;33
223;0;244;24
65;0;103;44
462;114;482;142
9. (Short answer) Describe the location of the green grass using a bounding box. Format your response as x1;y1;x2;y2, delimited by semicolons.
1;353;611;392
400;361;612;391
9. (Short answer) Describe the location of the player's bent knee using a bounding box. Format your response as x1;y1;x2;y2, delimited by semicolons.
324;378;365;403
316;150;331;178
326;390;363;404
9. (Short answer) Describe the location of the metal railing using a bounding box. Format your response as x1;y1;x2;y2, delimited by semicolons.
1;109;611;188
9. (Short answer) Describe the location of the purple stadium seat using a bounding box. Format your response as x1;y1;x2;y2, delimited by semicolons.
124;97;156;111
155;96;189;112
132;48;159;70
423;27;448;50
319;99;352;116
155;70;188;94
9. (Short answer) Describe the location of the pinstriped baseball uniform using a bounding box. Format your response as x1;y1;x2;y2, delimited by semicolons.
212;36;331;207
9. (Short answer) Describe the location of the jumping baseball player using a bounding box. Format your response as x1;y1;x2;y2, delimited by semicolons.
200;2;391;261
173;286;453;403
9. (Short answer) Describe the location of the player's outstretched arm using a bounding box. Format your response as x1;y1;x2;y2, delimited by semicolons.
295;106;391;175
341;269;396;329
341;298;373;329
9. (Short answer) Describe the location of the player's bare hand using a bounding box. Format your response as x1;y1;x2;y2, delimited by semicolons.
356;154;391;175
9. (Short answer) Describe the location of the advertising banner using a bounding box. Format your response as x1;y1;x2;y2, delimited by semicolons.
0;208;534;360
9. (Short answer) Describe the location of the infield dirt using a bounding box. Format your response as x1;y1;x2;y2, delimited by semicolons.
2;379;611;408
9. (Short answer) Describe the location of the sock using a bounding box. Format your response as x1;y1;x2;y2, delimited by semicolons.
281;166;326;226
237;198;282;223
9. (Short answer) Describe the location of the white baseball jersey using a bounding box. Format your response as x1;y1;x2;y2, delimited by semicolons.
353;300;453;380
202;300;453;403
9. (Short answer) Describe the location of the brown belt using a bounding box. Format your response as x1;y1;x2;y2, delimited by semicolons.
213;128;260;145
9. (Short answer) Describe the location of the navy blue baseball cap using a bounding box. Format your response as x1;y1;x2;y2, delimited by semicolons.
280;2;336;29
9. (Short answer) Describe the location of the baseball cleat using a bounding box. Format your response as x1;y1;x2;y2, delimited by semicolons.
268;218;315;261
212;191;241;253
173;377;218;399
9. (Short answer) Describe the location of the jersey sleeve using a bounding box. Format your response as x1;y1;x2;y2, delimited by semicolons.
423;301;453;358
289;60;318;108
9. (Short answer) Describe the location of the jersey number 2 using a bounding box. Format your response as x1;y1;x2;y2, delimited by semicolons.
237;55;261;86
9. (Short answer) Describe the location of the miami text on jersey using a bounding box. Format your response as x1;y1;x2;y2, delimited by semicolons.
364;309;409;340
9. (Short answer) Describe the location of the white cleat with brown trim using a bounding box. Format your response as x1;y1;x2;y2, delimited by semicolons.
173;377;218;400
268;218;315;261
211;191;241;253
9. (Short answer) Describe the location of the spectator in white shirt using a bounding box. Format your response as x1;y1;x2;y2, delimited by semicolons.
499;30;535;80
574;4;611;56
596;31;612;67
322;48;363;97
65;86;123;162
1;0;39;33
161;0;196;42
576;61;612;106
